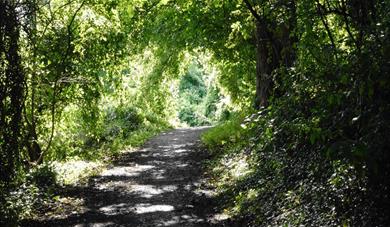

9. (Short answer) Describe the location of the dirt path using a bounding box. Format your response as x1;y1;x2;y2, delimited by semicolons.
26;127;223;227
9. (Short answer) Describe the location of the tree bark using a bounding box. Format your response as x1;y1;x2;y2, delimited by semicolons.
254;21;272;109
0;0;25;184
244;0;297;109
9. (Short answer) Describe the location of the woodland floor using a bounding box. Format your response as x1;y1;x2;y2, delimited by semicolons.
22;127;227;227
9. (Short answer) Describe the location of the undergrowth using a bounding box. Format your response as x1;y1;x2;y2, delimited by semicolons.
202;96;389;226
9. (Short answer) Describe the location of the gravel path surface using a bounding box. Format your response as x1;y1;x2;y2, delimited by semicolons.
25;127;223;227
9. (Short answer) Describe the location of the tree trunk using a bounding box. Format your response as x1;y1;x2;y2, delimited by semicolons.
252;0;297;109
254;21;272;109
0;0;25;184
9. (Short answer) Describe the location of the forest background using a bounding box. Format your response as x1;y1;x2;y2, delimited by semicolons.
1;0;389;225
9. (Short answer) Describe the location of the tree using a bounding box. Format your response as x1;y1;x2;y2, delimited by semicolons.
243;0;297;108
0;0;25;184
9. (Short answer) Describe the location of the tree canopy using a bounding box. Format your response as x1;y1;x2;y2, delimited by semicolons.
1;0;389;225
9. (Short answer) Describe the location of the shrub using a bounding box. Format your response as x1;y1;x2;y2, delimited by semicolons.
102;106;143;140
26;163;57;189
202;113;246;149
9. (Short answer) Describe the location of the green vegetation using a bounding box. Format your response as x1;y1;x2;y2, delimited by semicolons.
1;0;389;226
177;61;223;126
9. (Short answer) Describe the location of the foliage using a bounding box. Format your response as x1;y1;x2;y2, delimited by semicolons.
0;163;58;225
0;0;389;225
52;160;104;186
102;106;143;141
203;106;370;225
177;61;223;126
202;113;246;149
26;164;57;189
1;0;172;223
200;0;389;225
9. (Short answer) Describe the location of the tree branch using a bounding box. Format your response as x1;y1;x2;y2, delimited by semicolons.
242;0;262;22
316;0;338;60
36;0;86;164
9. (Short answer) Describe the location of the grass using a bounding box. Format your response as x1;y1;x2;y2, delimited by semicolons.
201;113;245;149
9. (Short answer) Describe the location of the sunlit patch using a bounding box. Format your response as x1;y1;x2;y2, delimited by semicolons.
175;143;194;147
184;184;193;190
74;222;115;227
130;184;177;198
181;214;204;222
174;149;188;153
157;214;205;226
221;154;252;179
177;163;188;167
153;151;188;158
151;160;166;165
181;215;204;223
96;181;118;190
152;150;177;157
101;165;155;177
139;148;152;152
52;160;104;185
158;144;193;149
157;216;180;226
194;188;215;197
134;204;175;214
158;145;172;149
208;213;230;224
99;203;132;215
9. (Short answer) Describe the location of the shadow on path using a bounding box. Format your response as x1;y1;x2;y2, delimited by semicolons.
23;127;224;227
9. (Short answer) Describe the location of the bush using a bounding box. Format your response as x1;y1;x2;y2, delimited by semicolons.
102;106;143;140
26;163;57;189
0;163;58;225
202;113;245;149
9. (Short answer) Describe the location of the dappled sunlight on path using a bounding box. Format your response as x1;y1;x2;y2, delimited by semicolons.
25;127;225;227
